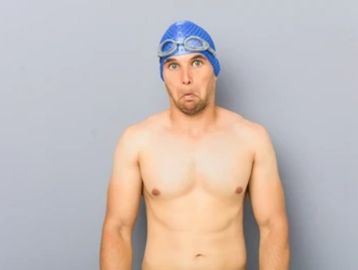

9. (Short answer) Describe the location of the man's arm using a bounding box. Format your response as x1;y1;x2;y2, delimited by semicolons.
100;125;143;270
248;124;290;270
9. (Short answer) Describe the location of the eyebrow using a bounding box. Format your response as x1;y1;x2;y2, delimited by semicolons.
191;54;207;61
164;54;207;64
164;58;176;64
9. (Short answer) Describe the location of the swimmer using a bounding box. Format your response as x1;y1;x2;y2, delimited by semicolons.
100;20;290;270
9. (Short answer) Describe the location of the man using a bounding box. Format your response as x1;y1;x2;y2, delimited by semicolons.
100;20;290;270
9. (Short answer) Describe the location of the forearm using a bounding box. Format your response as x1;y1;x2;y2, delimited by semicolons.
258;223;290;270
100;224;133;270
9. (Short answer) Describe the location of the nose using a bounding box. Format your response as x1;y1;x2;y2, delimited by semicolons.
180;66;192;85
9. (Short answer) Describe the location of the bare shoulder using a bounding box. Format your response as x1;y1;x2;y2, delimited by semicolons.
219;107;270;143
218;107;274;160
116;110;166;150
220;108;276;170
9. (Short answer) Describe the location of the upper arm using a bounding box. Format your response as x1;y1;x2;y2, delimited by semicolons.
103;125;143;232
248;124;288;230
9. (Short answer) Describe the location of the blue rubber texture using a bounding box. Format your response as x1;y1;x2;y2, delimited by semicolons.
158;20;221;80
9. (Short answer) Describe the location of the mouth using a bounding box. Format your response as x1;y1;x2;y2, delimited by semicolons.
183;92;195;97
182;94;196;102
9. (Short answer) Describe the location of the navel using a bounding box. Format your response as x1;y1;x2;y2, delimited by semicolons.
151;188;160;196
194;253;205;258
235;186;243;194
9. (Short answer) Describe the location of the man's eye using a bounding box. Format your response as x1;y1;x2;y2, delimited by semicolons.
192;59;203;67
168;63;178;70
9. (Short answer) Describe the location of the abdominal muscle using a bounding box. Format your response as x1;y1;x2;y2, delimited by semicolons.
141;189;248;270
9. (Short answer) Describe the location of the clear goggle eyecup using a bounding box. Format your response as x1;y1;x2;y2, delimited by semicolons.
157;35;216;58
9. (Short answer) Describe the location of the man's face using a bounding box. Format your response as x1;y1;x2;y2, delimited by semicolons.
162;53;217;116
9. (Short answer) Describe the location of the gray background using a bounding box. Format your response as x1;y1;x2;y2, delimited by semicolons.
1;0;357;269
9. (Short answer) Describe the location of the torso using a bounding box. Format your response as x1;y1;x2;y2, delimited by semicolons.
136;107;257;270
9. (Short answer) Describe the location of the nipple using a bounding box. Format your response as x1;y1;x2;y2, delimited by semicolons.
235;186;243;194
151;188;160;196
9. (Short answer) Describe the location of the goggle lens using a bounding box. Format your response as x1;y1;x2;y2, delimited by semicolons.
159;40;176;56
184;37;207;51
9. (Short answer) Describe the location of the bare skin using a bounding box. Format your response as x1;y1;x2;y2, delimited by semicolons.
100;53;290;270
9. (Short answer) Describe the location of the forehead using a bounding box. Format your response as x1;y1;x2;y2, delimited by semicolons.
164;53;208;63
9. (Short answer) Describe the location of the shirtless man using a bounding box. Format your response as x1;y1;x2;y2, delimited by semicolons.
100;20;290;270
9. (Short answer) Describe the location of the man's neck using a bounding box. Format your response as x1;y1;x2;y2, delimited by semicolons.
167;104;219;136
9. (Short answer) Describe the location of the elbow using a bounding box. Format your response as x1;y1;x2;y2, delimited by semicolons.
102;219;133;236
258;215;290;239
259;217;290;255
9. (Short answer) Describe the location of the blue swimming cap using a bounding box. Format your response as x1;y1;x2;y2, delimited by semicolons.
158;20;221;80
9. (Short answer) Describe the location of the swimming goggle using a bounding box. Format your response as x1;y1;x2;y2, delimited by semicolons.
157;35;216;58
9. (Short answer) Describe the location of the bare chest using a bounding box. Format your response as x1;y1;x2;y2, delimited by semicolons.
139;130;254;199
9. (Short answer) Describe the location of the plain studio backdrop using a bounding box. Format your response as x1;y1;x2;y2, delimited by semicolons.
1;1;357;269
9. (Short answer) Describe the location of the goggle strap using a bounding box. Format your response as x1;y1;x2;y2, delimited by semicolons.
158;36;216;57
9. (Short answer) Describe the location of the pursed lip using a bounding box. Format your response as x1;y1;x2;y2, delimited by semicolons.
182;93;197;101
